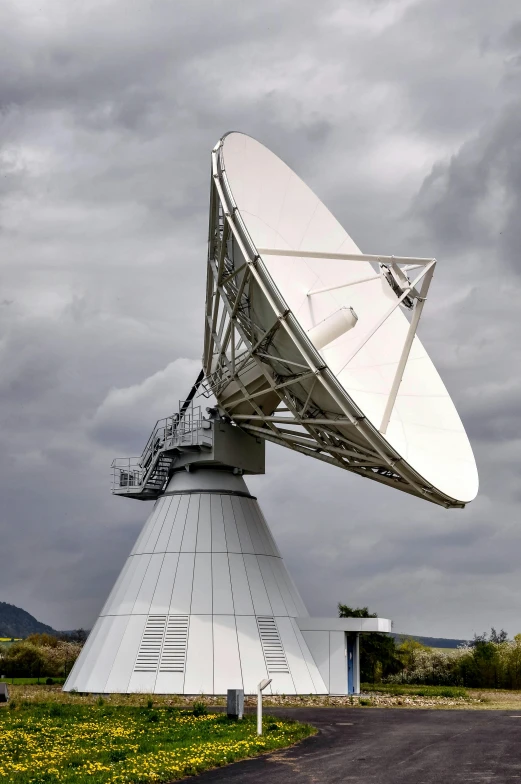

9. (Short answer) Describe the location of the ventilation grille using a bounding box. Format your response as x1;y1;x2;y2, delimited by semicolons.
159;616;189;672
257;616;289;674
134;615;189;673
135;615;167;672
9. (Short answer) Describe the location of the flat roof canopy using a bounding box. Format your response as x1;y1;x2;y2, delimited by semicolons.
296;617;392;634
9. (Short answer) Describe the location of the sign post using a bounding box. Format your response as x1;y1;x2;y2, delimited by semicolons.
257;678;272;735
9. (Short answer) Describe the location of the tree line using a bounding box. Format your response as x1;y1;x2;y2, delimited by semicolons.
339;604;521;690
0;632;86;680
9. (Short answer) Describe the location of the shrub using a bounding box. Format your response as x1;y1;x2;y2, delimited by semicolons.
192;700;208;716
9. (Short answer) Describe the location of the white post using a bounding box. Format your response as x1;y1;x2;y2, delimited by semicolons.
354;633;361;695
257;678;272;735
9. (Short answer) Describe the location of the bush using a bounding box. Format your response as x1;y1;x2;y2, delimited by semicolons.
0;638;83;679
382;632;521;690
192;700;208;716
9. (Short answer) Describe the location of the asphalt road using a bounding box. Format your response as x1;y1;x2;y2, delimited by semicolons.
191;707;521;783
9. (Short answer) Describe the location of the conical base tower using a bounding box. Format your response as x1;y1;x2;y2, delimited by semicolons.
64;467;327;695
65;417;390;695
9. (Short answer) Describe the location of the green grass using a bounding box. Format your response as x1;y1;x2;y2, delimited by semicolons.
0;700;314;783
362;683;469;698
0;678;65;685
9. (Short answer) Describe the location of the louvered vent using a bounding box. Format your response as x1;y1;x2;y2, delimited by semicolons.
159;616;189;672
134;615;167;672
257;616;289;674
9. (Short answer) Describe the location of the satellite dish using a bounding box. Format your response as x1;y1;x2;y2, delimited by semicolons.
203;132;478;507
64;131;477;700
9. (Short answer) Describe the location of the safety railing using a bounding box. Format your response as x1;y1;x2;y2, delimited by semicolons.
111;400;209;494
111;458;143;492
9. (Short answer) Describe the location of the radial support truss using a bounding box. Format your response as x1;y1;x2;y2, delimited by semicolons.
202;138;461;509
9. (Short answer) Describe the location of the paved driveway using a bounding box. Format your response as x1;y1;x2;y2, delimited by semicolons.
191;707;521;783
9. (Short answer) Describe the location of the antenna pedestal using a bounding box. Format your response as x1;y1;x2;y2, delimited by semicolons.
65;461;391;695
65;466;331;694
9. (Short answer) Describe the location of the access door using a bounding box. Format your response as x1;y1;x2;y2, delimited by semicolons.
347;634;355;694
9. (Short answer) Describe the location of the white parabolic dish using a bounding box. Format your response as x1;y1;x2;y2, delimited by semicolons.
204;132;478;507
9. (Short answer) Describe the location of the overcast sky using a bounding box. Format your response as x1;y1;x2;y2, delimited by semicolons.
1;0;520;639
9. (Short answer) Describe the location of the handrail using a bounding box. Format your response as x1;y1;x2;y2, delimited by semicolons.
111;396;208;495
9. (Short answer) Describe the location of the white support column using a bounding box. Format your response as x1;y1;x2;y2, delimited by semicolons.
354;633;361;695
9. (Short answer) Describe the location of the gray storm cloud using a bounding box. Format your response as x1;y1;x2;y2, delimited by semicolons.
1;0;520;638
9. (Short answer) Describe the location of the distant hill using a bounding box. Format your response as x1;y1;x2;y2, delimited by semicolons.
0;601;58;639
394;633;468;649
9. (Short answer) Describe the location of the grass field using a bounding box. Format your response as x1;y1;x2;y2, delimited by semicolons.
362;684;469;698
0;678;65;685
0;689;314;784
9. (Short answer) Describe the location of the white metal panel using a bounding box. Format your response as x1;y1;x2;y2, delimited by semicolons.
289;617;327;693
196;495;212;552
166;470;250;495
329;631;347;695
242;554;273;615
133;553;164;615
297;617;391;632
276;616;315;694
280;566;309;618
221;495;241;553
149;552;179;614
131;499;164;555
240;498;267;555
190;552;212;614
82;615;128;693
213;615;243;693
210;495;227;552
154;496;180;553
301;630;330;692
231;495;254;553
257;556;289;616
169;552;195;614
63;616;106;691
180;494;199;552
269;672;297;696
127;669;158;694
166;495;190;553
100;556;133;616
228;553;255;615
248;502;279;557
235;614;269;695
212;552;234;615
118;554;152;615
155;671;185;694
246;499;275;556
141;497;172;553
104;615;147;693
184;614;213;694
268;558;298;618
255;506;282;557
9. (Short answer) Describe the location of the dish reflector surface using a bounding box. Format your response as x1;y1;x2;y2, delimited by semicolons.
218;133;478;505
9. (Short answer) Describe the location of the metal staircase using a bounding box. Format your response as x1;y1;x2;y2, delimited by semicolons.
111;405;210;500
111;369;212;501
